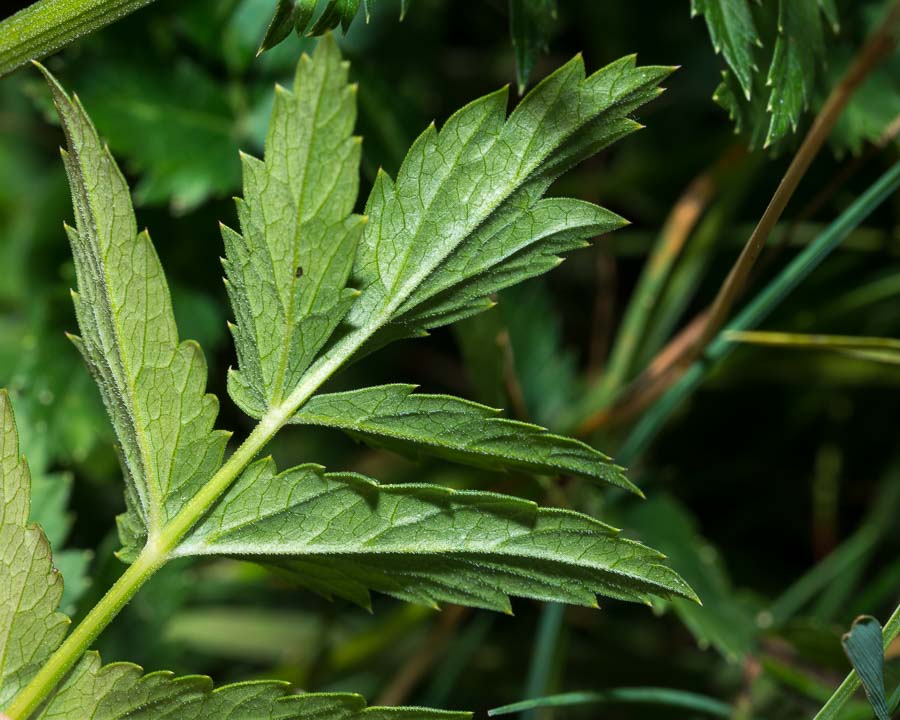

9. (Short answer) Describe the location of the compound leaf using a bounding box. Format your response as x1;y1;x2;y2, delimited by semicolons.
39;67;230;561
700;0;837;149
175;458;696;612
224;35;364;418
292;384;637;492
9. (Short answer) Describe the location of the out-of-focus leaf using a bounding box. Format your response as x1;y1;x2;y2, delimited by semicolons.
454;310;507;409
691;0;760;99
701;0;838;149
827;48;900;157
51;59;242;212
509;0;558;94
842;616;890;720
292;384;636;492
628;494;758;662
165;607;322;663
502;280;579;428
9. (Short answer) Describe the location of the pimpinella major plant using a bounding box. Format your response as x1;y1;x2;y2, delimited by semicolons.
0;35;696;719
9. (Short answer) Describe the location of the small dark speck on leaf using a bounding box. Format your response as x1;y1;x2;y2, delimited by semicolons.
295;266;303;278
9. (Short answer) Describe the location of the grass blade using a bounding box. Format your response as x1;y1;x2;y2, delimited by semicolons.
728;330;900;365
489;687;732;717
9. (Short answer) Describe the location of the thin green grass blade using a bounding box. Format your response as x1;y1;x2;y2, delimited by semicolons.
728;330;900;365
489;687;732;717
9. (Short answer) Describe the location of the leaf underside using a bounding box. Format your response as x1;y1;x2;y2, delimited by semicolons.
39;37;693;617
292;384;637;492
225;36;364;418
39;68;229;562
344;50;667;357
10;44;699;718
176;458;697;612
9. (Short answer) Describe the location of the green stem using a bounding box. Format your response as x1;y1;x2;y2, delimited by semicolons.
813;601;900;720
0;0;157;77
2;546;162;720
4;324;377;718
618;159;900;461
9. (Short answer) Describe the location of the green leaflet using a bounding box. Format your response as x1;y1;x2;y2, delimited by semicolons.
292;384;637;493
7;48;696;719
175;459;696;612
258;0;397;53
35;652;467;719
690;0;760;100
225;35;365;418
349;53;668;347
765;0;827;145
0;391;69;709
40;67;230;560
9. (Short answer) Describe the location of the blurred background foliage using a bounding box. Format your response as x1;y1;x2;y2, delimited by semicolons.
1;0;899;717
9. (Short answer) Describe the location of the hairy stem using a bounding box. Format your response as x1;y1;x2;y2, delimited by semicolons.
4;323;378;718
3;546;162;720
813;600;900;720
0;0;157;77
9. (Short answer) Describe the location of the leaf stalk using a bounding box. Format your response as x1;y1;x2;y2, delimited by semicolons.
0;0;157;77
